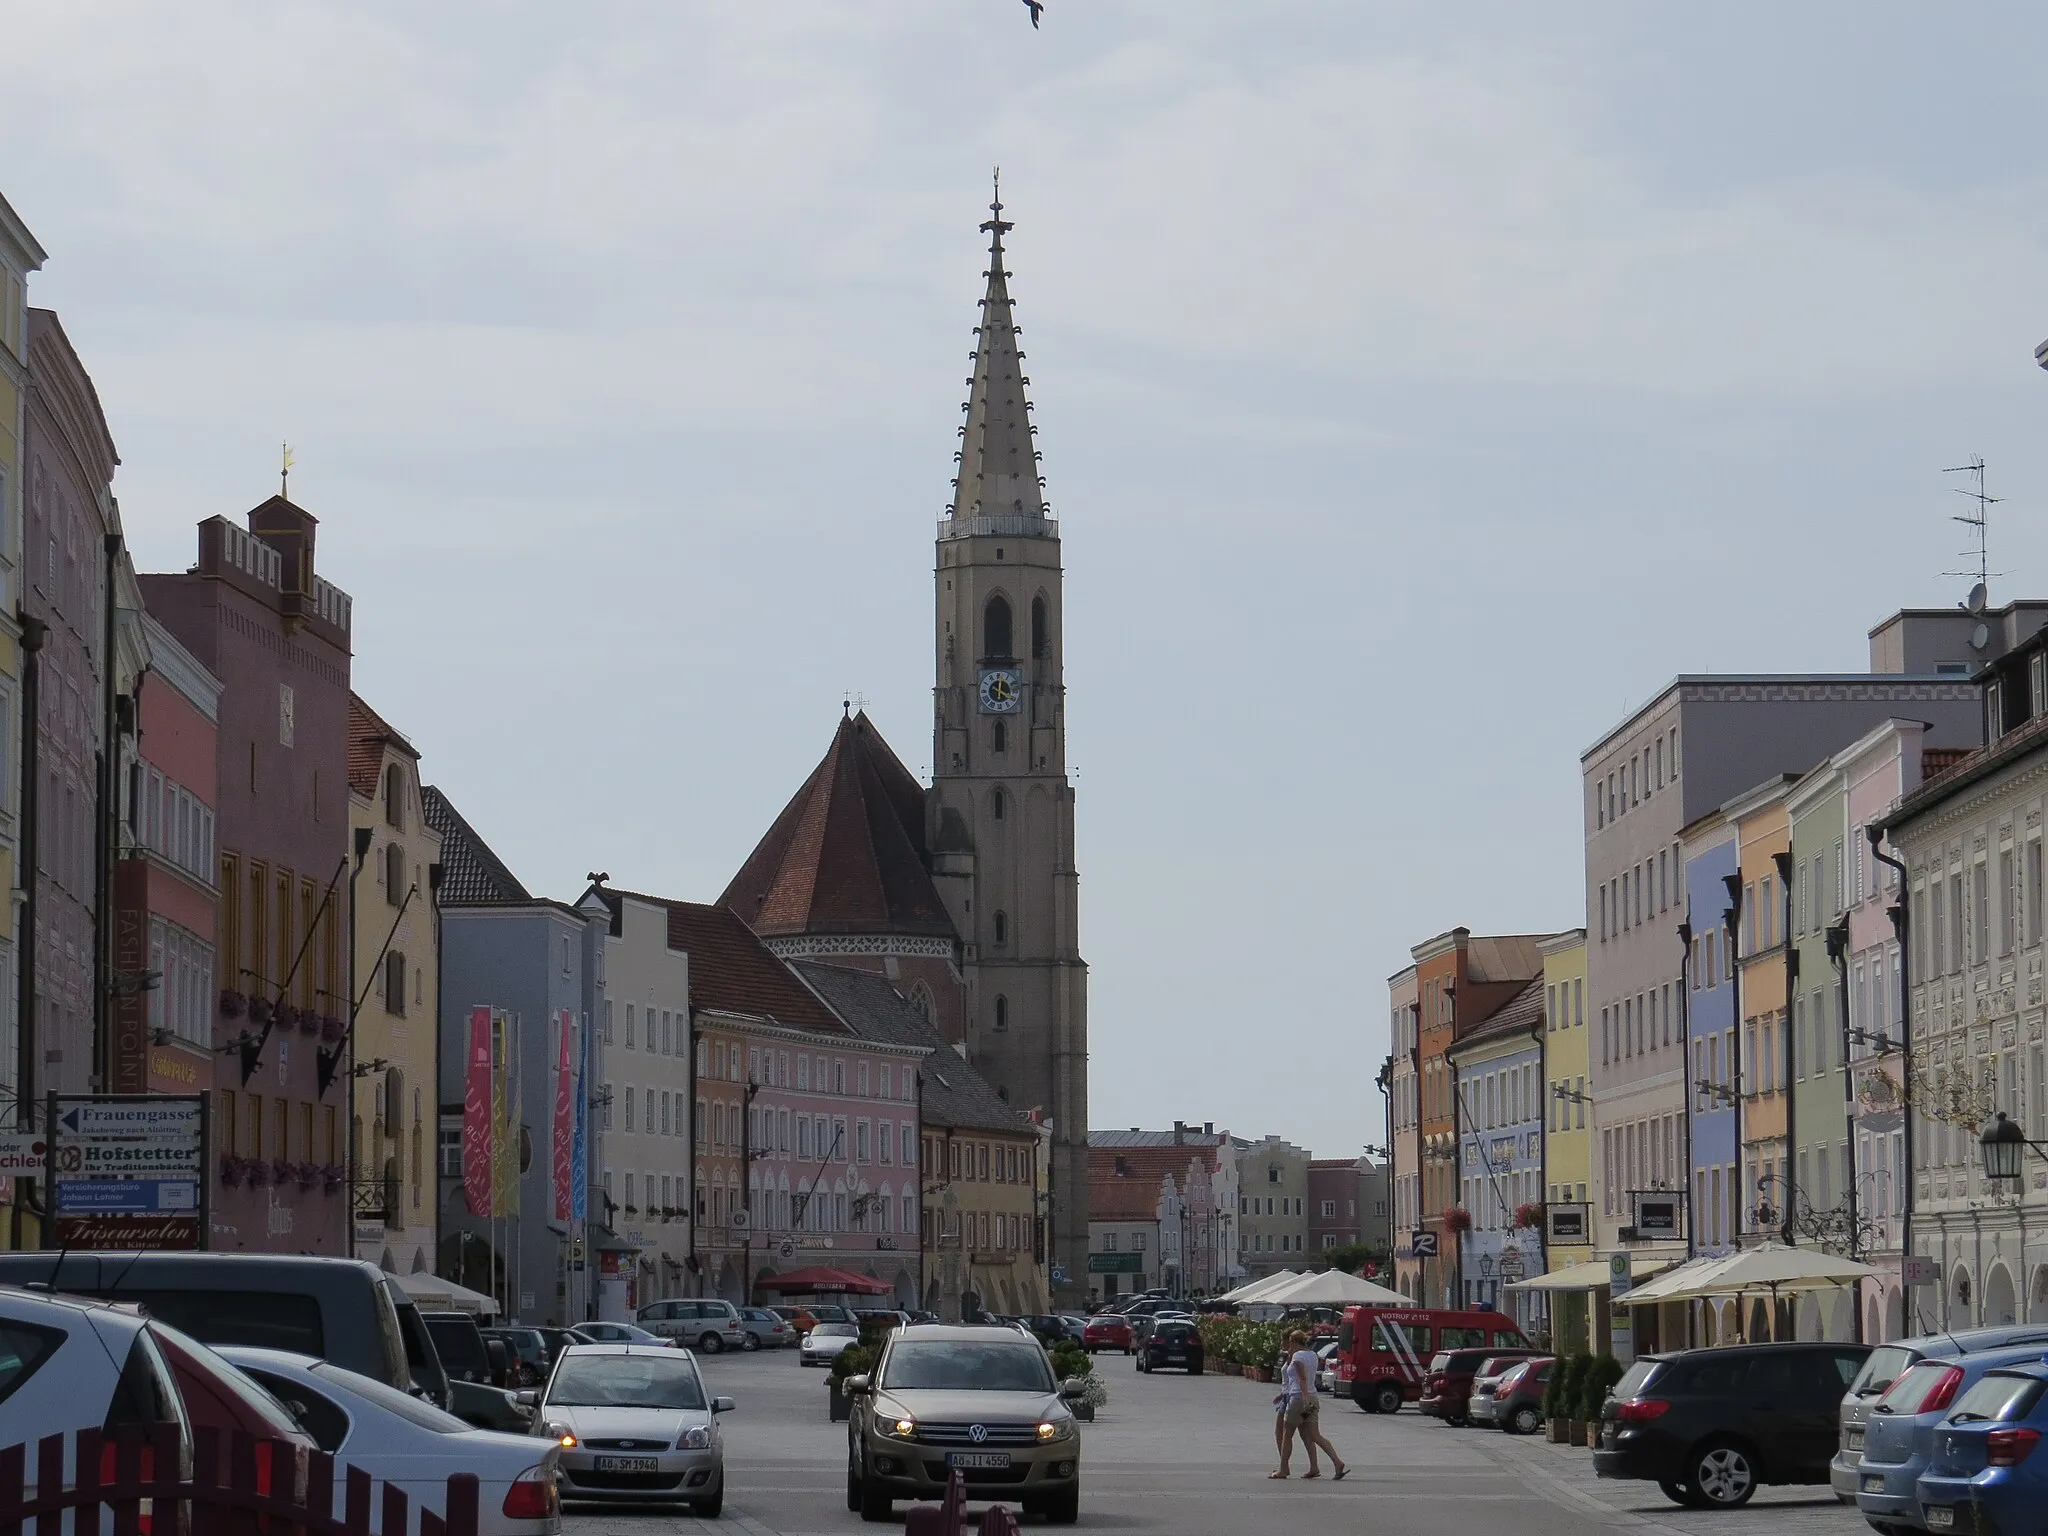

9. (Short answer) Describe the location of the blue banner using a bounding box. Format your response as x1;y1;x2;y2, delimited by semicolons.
570;1008;588;1224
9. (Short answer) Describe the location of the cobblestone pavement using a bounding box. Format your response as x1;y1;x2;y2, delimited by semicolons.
561;1346;1868;1536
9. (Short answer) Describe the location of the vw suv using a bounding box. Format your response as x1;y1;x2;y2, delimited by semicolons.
844;1324;1086;1523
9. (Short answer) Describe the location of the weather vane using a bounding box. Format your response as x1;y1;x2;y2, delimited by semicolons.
281;442;295;502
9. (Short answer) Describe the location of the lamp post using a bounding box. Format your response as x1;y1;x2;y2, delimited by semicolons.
1867;824;1917;1325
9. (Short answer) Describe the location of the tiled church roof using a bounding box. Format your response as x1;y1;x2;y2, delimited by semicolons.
721;712;955;940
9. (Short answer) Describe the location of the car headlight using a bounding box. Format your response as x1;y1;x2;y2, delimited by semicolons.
877;1413;917;1439
677;1426;711;1450
1037;1420;1076;1443
542;1421;578;1448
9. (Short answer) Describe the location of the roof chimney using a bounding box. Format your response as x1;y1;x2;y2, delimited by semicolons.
1204;1121;1213;1136
1173;1120;1185;1144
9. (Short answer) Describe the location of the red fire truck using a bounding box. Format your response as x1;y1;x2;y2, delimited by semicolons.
1331;1305;1530;1413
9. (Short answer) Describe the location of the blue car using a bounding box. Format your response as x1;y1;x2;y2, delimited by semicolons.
1855;1346;2048;1534
1914;1362;2048;1536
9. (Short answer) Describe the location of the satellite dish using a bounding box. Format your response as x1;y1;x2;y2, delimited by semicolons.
1968;582;1988;616
1972;623;1991;652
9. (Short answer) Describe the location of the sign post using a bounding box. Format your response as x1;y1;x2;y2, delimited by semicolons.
1608;1250;1634;1364
44;1095;206;1250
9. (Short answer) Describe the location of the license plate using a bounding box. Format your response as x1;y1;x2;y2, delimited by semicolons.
595;1456;660;1473
1848;1428;1866;1450
1865;1477;1886;1494
1927;1509;1954;1530
945;1453;1012;1470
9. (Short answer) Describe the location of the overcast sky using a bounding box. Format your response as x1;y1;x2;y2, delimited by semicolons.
9;2;2048;1158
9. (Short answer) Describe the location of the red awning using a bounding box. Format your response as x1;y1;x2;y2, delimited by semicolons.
755;1266;892;1295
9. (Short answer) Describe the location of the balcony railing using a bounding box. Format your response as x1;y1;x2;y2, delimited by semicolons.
937;514;1058;542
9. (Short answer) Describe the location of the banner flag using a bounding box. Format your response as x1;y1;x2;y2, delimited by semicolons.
462;1006;492;1216
552;1008;574;1221
570;1010;588;1225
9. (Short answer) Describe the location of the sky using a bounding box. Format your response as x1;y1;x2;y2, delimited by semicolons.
8;1;2048;1159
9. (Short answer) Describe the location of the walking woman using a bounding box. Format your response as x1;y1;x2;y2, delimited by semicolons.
1278;1330;1347;1480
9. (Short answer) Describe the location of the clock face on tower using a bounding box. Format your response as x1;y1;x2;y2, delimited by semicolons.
978;668;1022;713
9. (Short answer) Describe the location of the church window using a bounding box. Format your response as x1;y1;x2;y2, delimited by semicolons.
992;789;1005;821
992;720;1006;753
994;911;1007;945
984;595;1013;659
994;995;1009;1032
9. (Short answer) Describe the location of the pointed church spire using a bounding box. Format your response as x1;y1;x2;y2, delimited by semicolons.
949;170;1049;528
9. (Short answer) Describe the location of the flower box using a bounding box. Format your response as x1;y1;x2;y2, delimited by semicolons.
219;990;247;1020
1547;1418;1567;1442
248;998;273;1024
320;1015;346;1042
1442;1206;1473;1235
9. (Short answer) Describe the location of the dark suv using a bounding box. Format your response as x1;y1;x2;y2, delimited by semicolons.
1595;1342;1870;1508
1137;1319;1204;1375
1419;1347;1542;1425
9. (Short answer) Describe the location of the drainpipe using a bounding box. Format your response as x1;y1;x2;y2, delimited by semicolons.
1868;825;1915;1333
93;534;120;1090
1721;874;1744;1246
10;616;44;1249
1677;921;1696;1265
1774;850;1799;1249
1827;915;1862;1342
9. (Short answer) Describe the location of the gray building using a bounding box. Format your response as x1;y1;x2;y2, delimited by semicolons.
425;787;610;1325
1235;1135;1311;1279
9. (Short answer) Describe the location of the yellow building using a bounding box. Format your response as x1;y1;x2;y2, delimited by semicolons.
0;195;44;1250
1539;929;1590;1346
347;694;443;1276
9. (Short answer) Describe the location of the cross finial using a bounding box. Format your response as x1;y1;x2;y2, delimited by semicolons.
980;167;1013;255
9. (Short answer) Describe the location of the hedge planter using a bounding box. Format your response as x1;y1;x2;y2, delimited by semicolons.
1547;1419;1567;1443
1570;1421;1591;1447
828;1382;852;1422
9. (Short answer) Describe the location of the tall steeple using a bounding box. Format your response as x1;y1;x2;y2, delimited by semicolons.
951;171;1047;526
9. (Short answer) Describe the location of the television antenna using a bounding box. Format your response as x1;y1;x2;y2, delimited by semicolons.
1943;457;2005;626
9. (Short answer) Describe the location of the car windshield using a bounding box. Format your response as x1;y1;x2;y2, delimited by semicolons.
548;1355;706;1410
314;1362;472;1433
1949;1374;2044;1425
880;1341;1057;1393
1855;1346;1920;1398
813;1323;858;1338
1612;1359;1663;1399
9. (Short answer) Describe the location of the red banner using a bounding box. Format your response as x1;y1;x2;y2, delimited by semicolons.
463;1005;493;1216
551;1009;574;1221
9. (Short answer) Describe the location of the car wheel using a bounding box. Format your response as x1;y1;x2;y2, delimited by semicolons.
1373;1384;1404;1415
1690;1441;1758;1509
1041;1483;1080;1525
847;1445;863;1512
1658;1480;1698;1508
1508;1405;1541;1436
741;1332;761;1352
699;1331;725;1354
694;1479;724;1519
859;1470;893;1523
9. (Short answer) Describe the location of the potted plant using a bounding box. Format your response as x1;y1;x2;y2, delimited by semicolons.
245;1157;272;1187
219;1153;245;1188
1050;1343;1101;1419
321;1014;346;1042
219;989;247;1020
295;1161;321;1189
1513;1202;1545;1230
827;1342;875;1422
297;1007;321;1034
1559;1355;1590;1445
1442;1205;1473;1236
1579;1355;1623;1446
248;997;273;1024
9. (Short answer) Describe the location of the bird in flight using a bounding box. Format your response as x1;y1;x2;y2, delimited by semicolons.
1021;0;1042;27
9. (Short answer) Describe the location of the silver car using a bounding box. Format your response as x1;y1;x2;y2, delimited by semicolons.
802;1320;861;1367
223;1346;563;1536
845;1324;1085;1523
535;1344;733;1515
1832;1326;2048;1498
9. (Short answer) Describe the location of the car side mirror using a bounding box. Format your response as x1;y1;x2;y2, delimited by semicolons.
843;1374;871;1395
1059;1378;1087;1400
713;1396;736;1414
515;1390;539;1408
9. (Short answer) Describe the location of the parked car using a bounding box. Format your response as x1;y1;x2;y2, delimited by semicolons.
536;1328;581;1366
0;1251;448;1409
532;1343;733;1515
1596;1341;1871;1508
1059;1316;1090;1339
1082;1315;1134;1355
423;1312;531;1432
843;1323;1085;1523
224;1346;564;1536
1419;1347;1542;1426
1316;1342;1341;1396
1468;1355;1534;1428
636;1299;746;1354
1015;1315;1073;1348
1911;1361;2048;1536
1834;1326;2048;1501
1854;1344;2048;1534
735;1307;794;1351
569;1321;673;1348
1131;1312;1195;1346
149;1322;319;1463
851;1310;913;1336
1137;1319;1204;1375
483;1327;551;1386
1490;1357;1554;1436
801;1321;861;1368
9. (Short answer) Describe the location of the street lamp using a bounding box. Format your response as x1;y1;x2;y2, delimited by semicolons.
1980;1112;2038;1182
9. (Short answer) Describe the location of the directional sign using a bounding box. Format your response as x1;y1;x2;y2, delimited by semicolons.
57;1179;200;1214
47;1095;206;1251
57;1102;202;1139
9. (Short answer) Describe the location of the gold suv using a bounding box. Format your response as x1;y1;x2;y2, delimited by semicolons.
844;1324;1085;1523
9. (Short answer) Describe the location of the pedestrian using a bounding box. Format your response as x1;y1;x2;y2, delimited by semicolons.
1280;1330;1347;1480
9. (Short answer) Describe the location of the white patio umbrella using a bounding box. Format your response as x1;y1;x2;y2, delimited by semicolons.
1616;1255;1733;1306
1647;1243;1876;1304
1219;1269;1303;1303
397;1269;502;1316
1254;1269;1411;1308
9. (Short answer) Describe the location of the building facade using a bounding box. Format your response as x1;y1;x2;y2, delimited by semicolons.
1680;812;1740;1268
1387;965;1421;1299
142;499;355;1255
1541;932;1591;1266
346;695;441;1276
1448;980;1547;1321
1234;1135;1311;1279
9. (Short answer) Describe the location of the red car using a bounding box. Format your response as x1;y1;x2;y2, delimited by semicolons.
1083;1314;1135;1354
1418;1347;1543;1426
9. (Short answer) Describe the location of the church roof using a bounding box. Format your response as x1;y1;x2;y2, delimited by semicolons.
949;180;1047;523
662;901;847;1033
720;711;955;940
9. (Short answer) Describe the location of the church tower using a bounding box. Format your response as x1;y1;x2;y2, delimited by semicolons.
929;182;1088;1306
